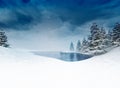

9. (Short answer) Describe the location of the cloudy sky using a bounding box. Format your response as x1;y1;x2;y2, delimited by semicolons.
0;0;120;51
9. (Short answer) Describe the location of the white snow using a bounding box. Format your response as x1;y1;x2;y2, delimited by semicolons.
0;46;120;88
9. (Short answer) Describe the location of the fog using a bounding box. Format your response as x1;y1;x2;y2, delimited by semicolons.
6;22;88;51
5;16;120;51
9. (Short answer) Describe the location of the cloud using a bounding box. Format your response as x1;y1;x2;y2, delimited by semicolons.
0;0;120;29
0;0;120;51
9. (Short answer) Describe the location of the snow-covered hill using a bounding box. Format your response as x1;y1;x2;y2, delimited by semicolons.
0;47;120;88
0;47;61;63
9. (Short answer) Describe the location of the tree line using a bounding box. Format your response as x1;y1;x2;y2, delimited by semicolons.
70;23;120;55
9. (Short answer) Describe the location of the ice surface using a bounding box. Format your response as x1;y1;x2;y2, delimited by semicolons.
33;51;92;61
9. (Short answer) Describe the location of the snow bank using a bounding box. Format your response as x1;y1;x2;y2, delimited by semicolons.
0;47;120;88
0;47;62;63
90;47;120;64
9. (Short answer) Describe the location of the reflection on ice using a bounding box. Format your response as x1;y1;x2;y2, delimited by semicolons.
34;51;92;62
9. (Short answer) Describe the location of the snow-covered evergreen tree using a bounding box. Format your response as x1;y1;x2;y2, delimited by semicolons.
82;38;88;46
112;23;120;46
88;23;102;50
70;42;74;51
107;29;113;40
100;27;106;39
76;40;81;52
99;27;108;48
0;30;9;47
105;29;113;47
81;38;89;52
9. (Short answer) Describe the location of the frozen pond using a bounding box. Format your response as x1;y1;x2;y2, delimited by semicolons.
33;51;93;62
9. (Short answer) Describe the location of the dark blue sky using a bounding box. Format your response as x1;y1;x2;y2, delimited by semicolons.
1;0;120;50
0;0;120;30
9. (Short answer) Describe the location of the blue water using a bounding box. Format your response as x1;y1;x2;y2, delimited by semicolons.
60;52;92;61
34;51;93;62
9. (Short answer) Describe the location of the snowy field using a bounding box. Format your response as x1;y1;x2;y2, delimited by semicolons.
0;47;120;88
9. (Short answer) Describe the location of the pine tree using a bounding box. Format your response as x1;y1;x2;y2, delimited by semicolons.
70;42;74;51
88;23;102;50
112;23;120;45
81;38;89;52
105;29;113;47
0;30;9;47
82;38;89;47
100;27;106;40
99;27;107;48
76;40;81;52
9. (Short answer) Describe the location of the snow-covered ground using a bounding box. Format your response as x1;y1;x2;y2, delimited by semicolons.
0;46;120;88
